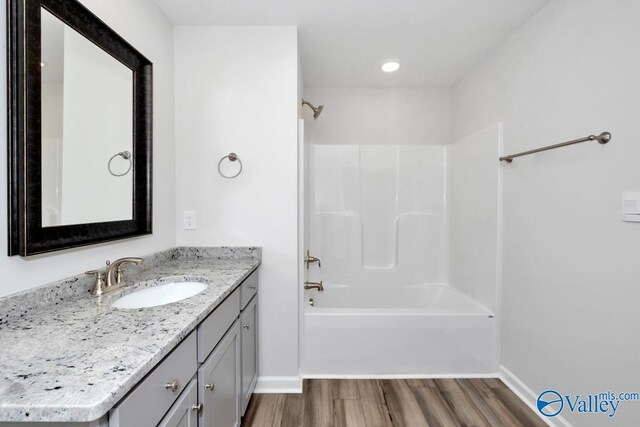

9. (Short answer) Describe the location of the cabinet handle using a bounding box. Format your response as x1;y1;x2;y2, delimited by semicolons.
164;379;179;392
192;403;203;413
243;324;250;330
249;285;256;289
205;383;215;392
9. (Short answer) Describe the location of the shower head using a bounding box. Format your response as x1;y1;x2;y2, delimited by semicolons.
302;99;324;119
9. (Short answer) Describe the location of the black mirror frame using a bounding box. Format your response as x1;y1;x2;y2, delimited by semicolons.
7;0;152;256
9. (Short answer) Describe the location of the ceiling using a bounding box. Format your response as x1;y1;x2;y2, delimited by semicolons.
154;0;549;88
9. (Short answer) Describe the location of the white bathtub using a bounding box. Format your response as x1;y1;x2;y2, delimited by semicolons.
301;284;497;377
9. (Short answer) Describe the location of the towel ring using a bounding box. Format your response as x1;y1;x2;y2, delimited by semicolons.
108;151;132;177
218;152;243;179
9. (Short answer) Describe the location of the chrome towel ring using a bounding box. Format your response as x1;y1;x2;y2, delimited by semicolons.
218;152;243;179
108;151;132;177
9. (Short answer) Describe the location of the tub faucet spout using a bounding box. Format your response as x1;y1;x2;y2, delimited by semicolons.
304;281;324;291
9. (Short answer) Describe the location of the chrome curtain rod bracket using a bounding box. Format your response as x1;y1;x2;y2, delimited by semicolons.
499;131;612;163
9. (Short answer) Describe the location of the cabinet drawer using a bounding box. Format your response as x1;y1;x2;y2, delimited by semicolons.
240;270;258;310
109;332;197;427
197;288;240;362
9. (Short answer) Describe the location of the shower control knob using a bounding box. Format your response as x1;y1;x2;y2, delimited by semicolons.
304;250;322;269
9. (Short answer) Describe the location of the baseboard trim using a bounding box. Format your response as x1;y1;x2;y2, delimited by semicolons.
301;373;499;379
254;376;303;393
499;365;572;427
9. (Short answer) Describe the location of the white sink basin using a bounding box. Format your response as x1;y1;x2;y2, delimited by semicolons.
112;281;208;309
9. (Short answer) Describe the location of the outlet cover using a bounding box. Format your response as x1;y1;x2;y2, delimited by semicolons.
184;211;197;230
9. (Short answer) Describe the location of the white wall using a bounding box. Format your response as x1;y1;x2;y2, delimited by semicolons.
297;45;308;378
0;0;176;297
173;26;300;386
448;124;502;312
453;0;640;425
304;88;451;145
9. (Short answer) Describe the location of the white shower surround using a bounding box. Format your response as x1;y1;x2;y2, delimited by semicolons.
302;143;499;376
307;144;449;286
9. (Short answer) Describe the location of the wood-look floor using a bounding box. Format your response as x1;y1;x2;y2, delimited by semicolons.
242;379;546;427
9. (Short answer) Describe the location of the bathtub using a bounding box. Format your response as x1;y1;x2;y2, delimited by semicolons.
301;284;497;377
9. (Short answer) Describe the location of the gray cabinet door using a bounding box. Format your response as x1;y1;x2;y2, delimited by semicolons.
158;379;198;427
199;319;241;427
240;296;258;415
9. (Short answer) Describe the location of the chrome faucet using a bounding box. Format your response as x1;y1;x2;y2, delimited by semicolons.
304;250;321;269
85;257;144;296
304;281;324;291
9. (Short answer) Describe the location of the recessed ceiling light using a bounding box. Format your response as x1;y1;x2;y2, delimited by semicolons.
40;61;47;68
381;61;400;73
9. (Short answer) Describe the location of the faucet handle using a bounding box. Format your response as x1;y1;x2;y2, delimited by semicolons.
305;250;322;269
85;269;107;296
84;268;104;277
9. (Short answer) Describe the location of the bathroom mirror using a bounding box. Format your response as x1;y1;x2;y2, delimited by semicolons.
7;0;152;256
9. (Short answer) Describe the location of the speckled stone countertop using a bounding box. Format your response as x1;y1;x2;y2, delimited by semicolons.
0;247;261;423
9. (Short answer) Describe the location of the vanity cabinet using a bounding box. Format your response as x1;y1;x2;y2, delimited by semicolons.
198;320;241;427
239;270;258;308
108;270;258;427
240;295;258;414
109;333;198;427
198;290;241;363
158;380;198;427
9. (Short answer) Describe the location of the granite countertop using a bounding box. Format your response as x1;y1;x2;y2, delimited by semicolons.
0;247;261;423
